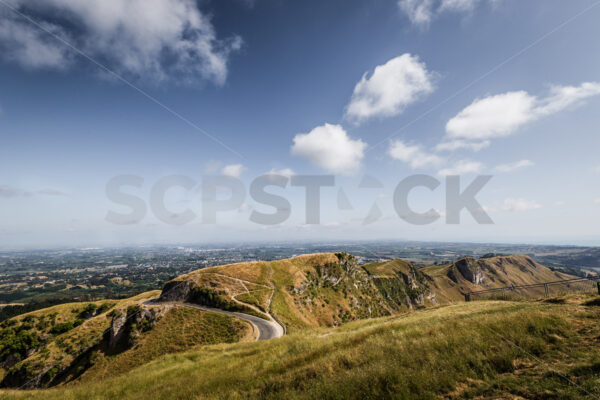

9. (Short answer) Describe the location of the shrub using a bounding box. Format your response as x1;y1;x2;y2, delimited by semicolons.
50;322;74;334
78;303;98;319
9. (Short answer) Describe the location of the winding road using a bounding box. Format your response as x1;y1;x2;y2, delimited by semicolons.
144;299;284;341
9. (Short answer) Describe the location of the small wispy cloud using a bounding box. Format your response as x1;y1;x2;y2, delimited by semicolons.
36;188;68;196
388;140;444;169
398;0;485;28
266;168;295;178
435;139;490;152
221;164;246;178
0;185;67;198
494;159;534;173
438;160;483;176
501;198;542;212
0;185;24;198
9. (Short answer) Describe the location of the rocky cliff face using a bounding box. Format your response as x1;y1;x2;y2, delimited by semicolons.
447;257;486;285
108;305;168;350
443;254;571;290
288;253;391;324
158;280;196;302
108;309;129;348
370;262;436;310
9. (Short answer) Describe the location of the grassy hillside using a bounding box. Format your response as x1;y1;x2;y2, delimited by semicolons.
423;254;577;301
75;306;251;383
158;253;434;332
3;294;600;399
2;252;586;394
0;291;160;388
0;290;252;389
157;253;575;331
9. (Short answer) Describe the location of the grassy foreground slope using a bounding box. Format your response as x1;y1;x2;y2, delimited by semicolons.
3;296;600;400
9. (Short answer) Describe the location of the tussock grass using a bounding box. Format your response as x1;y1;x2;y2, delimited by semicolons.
3;300;600;400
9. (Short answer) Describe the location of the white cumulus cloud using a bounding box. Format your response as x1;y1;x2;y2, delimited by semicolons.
446;82;600;142
446;91;535;141
438;159;483;176
345;54;435;122
501;198;542;212
221;164;246;178
291;123;366;175
388;140;444;169
0;0;241;85
494;159;534;173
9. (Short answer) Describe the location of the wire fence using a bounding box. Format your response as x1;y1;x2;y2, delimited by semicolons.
465;277;600;302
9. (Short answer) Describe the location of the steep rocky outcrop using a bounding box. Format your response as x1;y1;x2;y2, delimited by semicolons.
158;280;196;302
108;309;128;348
108;305;168;350
447;257;486;285
366;259;437;309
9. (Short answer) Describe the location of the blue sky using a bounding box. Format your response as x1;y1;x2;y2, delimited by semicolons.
1;0;600;249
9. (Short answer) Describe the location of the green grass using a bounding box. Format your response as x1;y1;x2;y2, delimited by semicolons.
3;298;600;399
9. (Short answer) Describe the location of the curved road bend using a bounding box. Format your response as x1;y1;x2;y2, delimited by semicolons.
145;300;284;341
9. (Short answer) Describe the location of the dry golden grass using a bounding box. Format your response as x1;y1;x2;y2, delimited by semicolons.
422;255;579;303
75;306;251;383
165;254;354;332
290;253;338;267
362;258;414;277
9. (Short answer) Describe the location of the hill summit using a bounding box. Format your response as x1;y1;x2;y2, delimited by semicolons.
157;252;436;331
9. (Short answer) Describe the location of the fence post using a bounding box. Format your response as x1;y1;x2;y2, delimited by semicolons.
544;283;549;297
464;293;471;302
597;281;600;295
502;288;506;300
